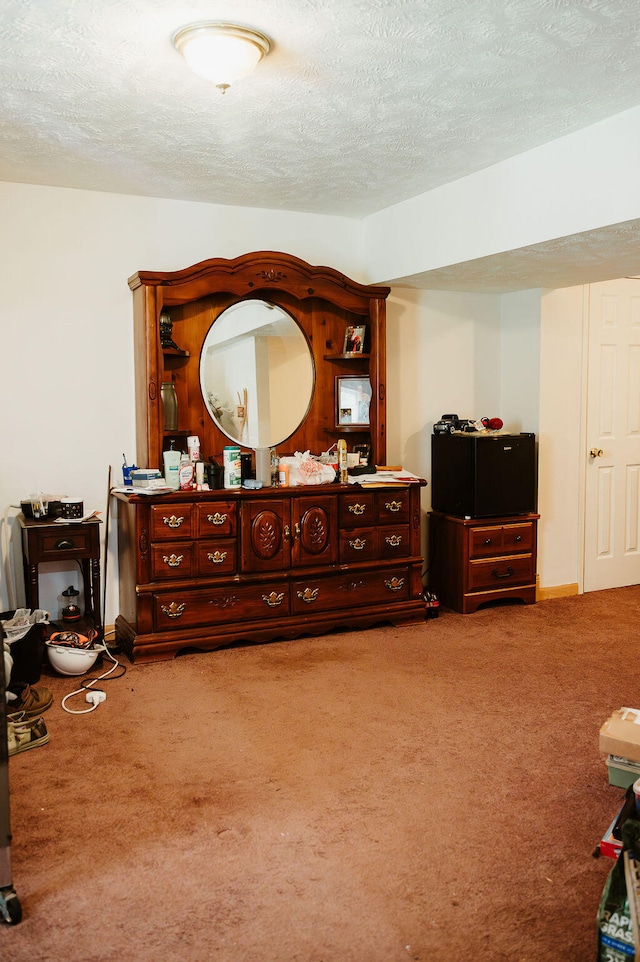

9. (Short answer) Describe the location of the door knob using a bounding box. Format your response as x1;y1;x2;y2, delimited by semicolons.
589;448;604;459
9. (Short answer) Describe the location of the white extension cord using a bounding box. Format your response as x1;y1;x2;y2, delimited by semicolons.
61;640;121;714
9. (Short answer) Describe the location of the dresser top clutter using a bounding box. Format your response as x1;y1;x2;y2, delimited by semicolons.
115;251;427;662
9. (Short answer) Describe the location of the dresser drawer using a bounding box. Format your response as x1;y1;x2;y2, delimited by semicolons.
149;504;195;541
339;527;376;562
196;540;237;577
291;566;410;614
468;554;534;592
340;493;374;526
377;526;410;560
375;491;410;524
150;543;195;580
153;581;290;630
196;502;237;538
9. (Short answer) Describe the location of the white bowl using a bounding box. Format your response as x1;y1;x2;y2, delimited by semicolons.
46;642;104;676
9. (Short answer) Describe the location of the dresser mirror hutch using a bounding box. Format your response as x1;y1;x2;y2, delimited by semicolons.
115;251;426;662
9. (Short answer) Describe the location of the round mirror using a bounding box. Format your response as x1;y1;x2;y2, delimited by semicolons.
200;299;315;449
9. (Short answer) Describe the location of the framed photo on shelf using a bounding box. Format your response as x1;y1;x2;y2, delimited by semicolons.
343;324;366;354
336;375;372;427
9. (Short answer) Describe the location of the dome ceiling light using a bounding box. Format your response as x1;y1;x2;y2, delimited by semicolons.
172;22;271;95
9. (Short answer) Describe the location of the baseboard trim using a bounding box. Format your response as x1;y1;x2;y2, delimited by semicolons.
537;583;579;601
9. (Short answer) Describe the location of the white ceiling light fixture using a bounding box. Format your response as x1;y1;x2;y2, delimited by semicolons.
172;22;271;95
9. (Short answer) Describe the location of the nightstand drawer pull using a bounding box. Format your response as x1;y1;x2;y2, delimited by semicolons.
492;566;514;580
54;539;75;550
207;550;228;564
348;503;366;516
207;512;228;526
262;591;285;607
385;501;402;513
160;602;186;619
162;554;184;568
296;587;319;604
163;515;185;529
384;577;405;591
385;535;402;547
348;537;367;550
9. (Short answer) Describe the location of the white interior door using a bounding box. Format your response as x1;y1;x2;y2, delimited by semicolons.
584;278;640;592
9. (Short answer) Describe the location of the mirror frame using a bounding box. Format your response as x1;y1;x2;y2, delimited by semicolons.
128;251;390;472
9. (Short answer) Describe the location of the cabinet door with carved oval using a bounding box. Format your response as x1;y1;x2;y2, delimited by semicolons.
241;500;290;573
292;496;338;567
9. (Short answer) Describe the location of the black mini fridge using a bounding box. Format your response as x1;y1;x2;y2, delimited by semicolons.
431;432;537;518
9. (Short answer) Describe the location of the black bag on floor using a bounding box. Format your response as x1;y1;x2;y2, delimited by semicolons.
0;610;48;685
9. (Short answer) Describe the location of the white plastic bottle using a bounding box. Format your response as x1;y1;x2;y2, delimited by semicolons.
163;444;181;490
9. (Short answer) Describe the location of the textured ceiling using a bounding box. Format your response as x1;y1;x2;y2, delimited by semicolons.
2;0;640;290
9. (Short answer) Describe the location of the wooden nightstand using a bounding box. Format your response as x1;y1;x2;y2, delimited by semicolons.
18;515;102;634
429;510;539;613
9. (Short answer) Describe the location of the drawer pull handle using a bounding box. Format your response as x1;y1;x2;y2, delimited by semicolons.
484;538;492;545
163;515;185;529
210;595;238;610
297;587;319;604
160;602;186;619
294;522;301;539
515;535;522;542
385;501;402;513
492;566;514;580
207;512;228;526
262;591;285;608
385;535;402;547
207;550;228;564
385;577;405;591
54;539;75;550
348;503;366;516
349;537;367;550
284;525;291;541
162;554;184;568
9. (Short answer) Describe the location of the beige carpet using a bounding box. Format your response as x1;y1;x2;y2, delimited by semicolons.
2;587;637;961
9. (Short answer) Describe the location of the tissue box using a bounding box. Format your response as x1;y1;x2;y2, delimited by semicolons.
600;708;640;764
131;469;163;487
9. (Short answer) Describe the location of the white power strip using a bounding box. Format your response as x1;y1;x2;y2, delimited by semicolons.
85;690;106;705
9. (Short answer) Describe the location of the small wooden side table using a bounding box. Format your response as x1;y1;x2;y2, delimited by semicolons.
17;514;102;634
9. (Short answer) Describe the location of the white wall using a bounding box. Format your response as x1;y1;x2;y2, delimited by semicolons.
0;182;362;622
364;104;640;285
499;289;541;435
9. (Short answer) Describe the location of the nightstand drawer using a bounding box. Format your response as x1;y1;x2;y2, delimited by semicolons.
32;527;98;560
468;554;534;592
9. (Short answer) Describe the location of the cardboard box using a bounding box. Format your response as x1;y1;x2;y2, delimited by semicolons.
600;708;640;764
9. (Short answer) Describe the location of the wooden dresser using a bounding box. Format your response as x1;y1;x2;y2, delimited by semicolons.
115;483;425;662
428;511;538;614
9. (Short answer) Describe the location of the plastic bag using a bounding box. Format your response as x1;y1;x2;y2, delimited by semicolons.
1;608;50;644
596;817;640;960
279;451;336;486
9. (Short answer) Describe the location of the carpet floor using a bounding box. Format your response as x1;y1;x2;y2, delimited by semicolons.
2;587;638;961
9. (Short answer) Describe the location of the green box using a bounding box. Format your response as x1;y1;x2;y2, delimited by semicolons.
607;754;640;788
